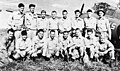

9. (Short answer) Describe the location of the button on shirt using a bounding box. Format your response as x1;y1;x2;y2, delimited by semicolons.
25;12;37;29
84;17;97;29
72;17;84;30
59;18;72;31
97;17;110;32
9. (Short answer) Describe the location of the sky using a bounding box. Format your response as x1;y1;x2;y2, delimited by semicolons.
0;0;119;28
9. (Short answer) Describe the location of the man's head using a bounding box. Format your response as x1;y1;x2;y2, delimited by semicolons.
21;30;27;41
50;30;55;39
7;28;15;39
87;9;93;18
75;28;82;38
36;29;44;39
87;29;94;39
62;10;68;19
51;11;57;19
74;10;81;18
97;10;105;17
63;31;69;39
99;33;107;43
41;10;46;19
18;3;24;13
29;4;36;13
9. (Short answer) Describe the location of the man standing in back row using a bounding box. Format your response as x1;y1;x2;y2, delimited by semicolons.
8;3;25;39
25;4;37;39
97;10;111;40
84;9;97;37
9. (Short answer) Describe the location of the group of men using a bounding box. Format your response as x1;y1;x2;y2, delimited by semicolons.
0;3;115;65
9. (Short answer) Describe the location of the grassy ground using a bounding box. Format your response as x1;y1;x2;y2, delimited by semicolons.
0;29;120;71
0;58;119;71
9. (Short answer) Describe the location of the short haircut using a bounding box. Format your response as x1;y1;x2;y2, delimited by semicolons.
36;29;44;35
52;10;57;14
87;29;93;33
74;10;80;14
7;28;15;33
29;4;36;8
21;30;27;35
62;10;68;14
18;3;24;8
41;10;46;14
87;9;92;13
63;31;69;34
50;30;55;33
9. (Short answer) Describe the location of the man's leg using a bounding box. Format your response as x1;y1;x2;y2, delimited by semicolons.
90;46;95;59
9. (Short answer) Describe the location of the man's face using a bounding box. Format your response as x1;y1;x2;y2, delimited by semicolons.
99;11;104;17
38;31;44;39
87;12;92;17
22;35;27;40
30;7;35;13
76;30;82;37
87;32;93;39
41;12;46;19
51;12;57;19
19;7;24;13
63;32;68;39
62;12;68;19
8;31;14;39
50;32;55;39
75;12;80;18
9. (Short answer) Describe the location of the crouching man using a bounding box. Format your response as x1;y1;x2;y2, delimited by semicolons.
59;31;73;61
46;30;60;59
0;28;15;66
31;29;47;58
95;33;115;62
13;30;32;60
84;29;99;61
69;28;85;60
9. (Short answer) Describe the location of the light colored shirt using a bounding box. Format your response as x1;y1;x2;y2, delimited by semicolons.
25;12;37;29
59;18;72;31
16;37;32;50
32;36;47;49
60;36;73;49
84;37;99;48
72;17;84;30
72;37;85;47
37;18;48;30
8;11;24;29
48;18;59;30
97;17;110;32
47;37;58;49
84;17;97;29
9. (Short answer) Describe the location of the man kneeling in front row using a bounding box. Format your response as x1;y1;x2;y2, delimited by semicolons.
31;29;47;59
95;33;115;62
13;30;32;60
